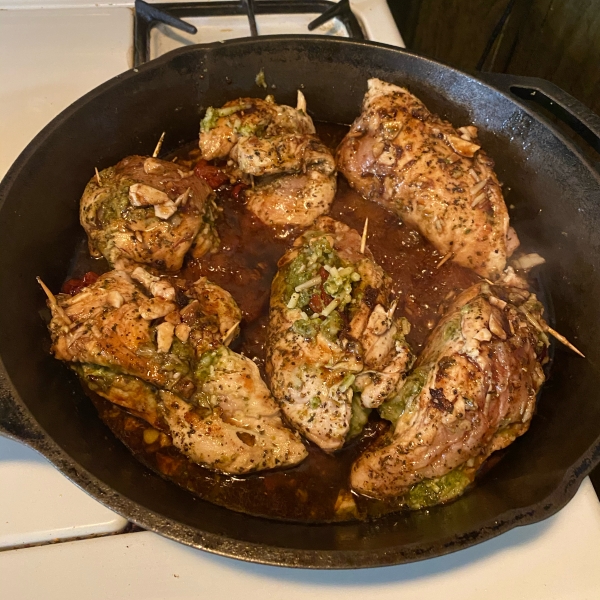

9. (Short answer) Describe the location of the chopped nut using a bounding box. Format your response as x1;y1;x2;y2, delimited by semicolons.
106;290;124;308
377;150;396;166
139;298;176;320
154;200;177;220
488;295;507;310
445;134;480;157
164;311;182;325
175;323;191;343
129;183;170;207
151;280;176;301
512;253;546;271
156;322;175;352
489;311;507;340
132;267;175;301
470;178;488;196
473;327;492;342
372;141;384;158
143;158;165;175
174;187;191;207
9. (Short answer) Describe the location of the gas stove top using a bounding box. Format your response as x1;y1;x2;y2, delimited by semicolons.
1;1;599;596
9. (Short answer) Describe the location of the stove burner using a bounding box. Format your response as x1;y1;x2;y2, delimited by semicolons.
134;0;364;66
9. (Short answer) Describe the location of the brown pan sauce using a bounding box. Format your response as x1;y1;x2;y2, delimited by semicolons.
85;124;480;522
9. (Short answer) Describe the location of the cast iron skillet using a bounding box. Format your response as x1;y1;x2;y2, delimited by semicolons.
1;36;600;569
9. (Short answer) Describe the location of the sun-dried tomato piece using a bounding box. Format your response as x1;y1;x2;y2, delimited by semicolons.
309;293;325;313
82;271;99;286
61;271;99;295
309;288;333;314
194;159;229;189
231;182;249;200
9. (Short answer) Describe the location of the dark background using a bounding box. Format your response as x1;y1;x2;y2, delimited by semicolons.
388;0;600;115
388;0;600;495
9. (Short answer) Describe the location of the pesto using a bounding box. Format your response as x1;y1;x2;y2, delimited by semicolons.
291;318;319;339
74;363;117;393
378;365;429;425
347;394;371;440
319;311;343;342
405;467;472;510
194;349;220;384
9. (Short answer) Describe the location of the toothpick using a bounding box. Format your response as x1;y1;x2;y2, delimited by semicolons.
521;307;584;357
222;321;240;346
37;277;72;327
545;325;585;358
360;217;369;254
95;167;101;186
519;307;544;333
436;251;453;269
152;132;166;158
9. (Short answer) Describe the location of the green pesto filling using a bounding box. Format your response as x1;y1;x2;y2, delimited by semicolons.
170;338;195;363
290;318;319;340
405;467;473;510
135;339;191;377
284;236;342;307
442;315;462;342
200;103;254;133
378;365;429;426
74;363;118;394
347;393;371;440
194;350;220;384
290;310;343;342
284;236;361;341
97;180;130;227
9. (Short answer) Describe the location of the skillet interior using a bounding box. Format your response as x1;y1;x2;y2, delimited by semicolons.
1;36;600;568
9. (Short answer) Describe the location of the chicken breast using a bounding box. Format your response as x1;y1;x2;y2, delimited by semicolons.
351;278;549;506
199;95;316;161
266;216;412;451
161;347;308;474
41;270;306;474
337;79;519;279
199;94;337;227
246;170;337;227
80;156;219;272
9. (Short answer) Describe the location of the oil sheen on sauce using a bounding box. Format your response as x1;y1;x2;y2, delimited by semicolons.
85;124;480;523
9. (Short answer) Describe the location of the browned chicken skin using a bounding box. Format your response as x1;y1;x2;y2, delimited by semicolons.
337;79;519;279
351;277;549;504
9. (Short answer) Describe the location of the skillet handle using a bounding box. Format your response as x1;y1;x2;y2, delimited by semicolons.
478;73;600;155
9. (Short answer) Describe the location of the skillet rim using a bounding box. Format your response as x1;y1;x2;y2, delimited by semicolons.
1;34;599;569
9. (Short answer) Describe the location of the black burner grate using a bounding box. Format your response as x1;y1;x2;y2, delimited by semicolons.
134;0;364;66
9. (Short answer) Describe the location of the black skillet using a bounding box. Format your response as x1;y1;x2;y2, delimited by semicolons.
1;36;600;569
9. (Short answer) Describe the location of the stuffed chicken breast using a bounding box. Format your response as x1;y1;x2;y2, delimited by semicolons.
337;79;519;279
80;156;219;272
40;270;307;474
266;217;412;451
351;277;549;506
199;94;337;227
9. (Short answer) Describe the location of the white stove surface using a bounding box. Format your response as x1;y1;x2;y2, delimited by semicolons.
1;1;599;596
2;479;600;599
